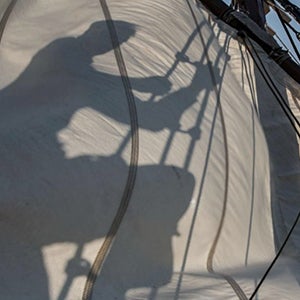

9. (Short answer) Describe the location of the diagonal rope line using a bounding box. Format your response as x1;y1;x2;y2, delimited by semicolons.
242;34;300;137
270;0;300;62
249;210;300;300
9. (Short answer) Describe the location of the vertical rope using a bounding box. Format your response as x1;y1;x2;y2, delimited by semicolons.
82;0;139;299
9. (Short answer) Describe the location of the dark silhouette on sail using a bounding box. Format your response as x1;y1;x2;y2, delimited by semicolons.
0;19;222;299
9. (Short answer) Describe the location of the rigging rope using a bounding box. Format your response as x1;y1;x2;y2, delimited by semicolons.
284;21;300;41
240;32;300;300
270;0;300;62
275;0;300;24
250;211;300;300
184;2;248;299
239;32;300;136
82;0;139;299
0;0;18;43
273;30;299;63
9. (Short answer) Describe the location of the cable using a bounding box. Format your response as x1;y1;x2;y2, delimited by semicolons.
285;22;300;40
249;35;300;128
249;211;300;300
273;30;299;63
239;32;300;137
275;0;300;24
270;0;300;62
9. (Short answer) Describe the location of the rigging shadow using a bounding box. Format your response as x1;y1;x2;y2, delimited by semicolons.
0;19;221;300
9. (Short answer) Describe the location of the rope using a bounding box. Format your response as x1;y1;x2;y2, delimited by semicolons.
0;0;18;43
273;31;299;63
183;1;248;299
82;0;139;299
270;0;300;62
249;212;300;299
285;22;300;41
239;32;300;138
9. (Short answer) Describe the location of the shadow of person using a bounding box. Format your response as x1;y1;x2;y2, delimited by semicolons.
0;20;197;300
91;164;195;300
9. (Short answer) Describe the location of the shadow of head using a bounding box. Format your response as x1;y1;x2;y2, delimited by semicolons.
78;20;136;56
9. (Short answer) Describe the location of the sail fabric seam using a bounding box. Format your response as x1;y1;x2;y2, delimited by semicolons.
82;0;139;299
185;1;248;299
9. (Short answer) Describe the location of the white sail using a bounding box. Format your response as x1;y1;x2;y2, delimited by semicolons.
0;0;299;299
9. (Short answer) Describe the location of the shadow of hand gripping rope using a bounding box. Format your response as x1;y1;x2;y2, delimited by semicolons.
0;19;199;300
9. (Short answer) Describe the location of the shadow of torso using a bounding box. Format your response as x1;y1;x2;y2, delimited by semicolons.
0;22;197;299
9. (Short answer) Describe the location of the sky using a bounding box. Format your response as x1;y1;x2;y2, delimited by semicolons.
222;0;300;63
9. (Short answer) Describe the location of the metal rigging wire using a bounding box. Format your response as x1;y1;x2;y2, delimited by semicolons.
269;0;300;62
239;35;300;134
284;20;300;41
272;28;299;62
275;0;300;24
